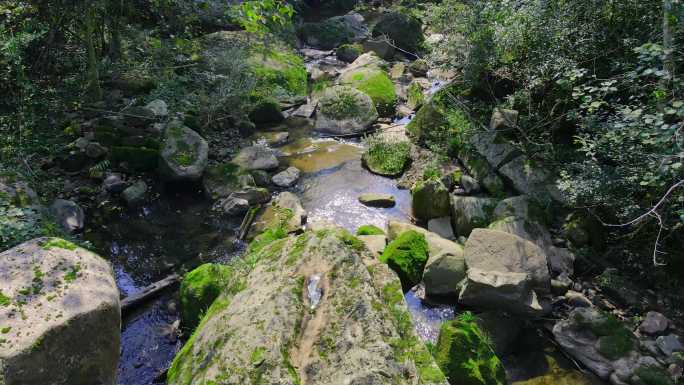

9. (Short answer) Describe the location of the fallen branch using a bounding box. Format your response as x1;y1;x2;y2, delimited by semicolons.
121;273;181;314
239;205;261;241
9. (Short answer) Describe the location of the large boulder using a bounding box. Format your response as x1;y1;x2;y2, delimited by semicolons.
271;166;301;187
411;178;451;221
159;123;209;181
231;145;279;171
458;269;544;317
387;220;464;260
339;54;397;117
434;313;506;385
450;196;499;237
0;238;120;385
49;199;85;234
315;85;379;135
299;12;368;50
464;229;551;293
422;252;467;297
167;228;448;385
371;11;424;54
379;230;429;288
180;263;233;331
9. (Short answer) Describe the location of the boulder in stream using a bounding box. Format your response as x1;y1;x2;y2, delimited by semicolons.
0;237;120;385
411;178;450;221
272;166;301;187
358;193;396;207
231;145;279;171
167;228;448;385
158;123;209;181
450;196;499;237
49;198;85;234
315;85;378;135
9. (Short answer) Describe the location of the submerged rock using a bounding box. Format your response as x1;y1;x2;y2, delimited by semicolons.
167;228;447;385
158;123;209;181
232;145;279;171
0;238;120;385
315;85;378;135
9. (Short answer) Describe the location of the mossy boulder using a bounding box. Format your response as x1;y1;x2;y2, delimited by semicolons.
434;313;506;385
299;13;368;50
362;135;411;177
356;224;385;236
158;123;209;181
371;11;424;54
337;43;363;63
315;85;378;135
339;61;397;117
180;263;233;331
411;178;451;221
407;100;448;144
379;230;429;288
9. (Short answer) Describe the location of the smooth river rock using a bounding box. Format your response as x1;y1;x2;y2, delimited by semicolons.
0;237;120;385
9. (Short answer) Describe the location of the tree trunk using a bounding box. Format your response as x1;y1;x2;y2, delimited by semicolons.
663;0;675;91
85;7;103;100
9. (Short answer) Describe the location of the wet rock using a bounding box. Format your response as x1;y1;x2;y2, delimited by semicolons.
387;220;464;260
272;166;301;188
231;187;271;205
657;334;684;356
159;123;209;181
167;228;447;385
639;312;670;336
0;237;120;385
250;170;271;188
411;178;450;221
357;234;386;257
232;145;279;171
423;252;466;297
49;199;85;234
371;11;424;53
464;229;551;293
255;131;289;147
459;268;544;317
450;196;499;237
299;12;369;50
213;196;250;216
358;193;396;208
254;192;306;234
427;217;455;240
202;163;255;200
145;99;168;118
315;85;378;135
122;180;147;207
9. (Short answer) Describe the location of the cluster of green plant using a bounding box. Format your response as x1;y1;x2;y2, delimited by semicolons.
574;311;636;360
319;87;363;120
427;0;684;272
379;230;429;288
0;194;60;251
362;134;411;177
356;224;385;236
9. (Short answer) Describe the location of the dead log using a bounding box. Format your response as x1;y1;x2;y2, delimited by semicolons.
121;273;180;314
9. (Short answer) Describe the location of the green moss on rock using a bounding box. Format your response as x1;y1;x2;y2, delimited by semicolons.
180;263;233;331
337;43;363;63
379;230;429;288
340;67;397;117
434;312;506;385
356;224;385;236
632;365;673;385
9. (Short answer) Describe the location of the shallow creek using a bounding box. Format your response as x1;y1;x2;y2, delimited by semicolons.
88;124;601;384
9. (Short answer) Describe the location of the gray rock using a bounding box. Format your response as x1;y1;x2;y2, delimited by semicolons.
358;193;396;208
657;334;684;356
470;130;521;169
565;290;592;308
639;312;670;336
102;174;127;194
252;192;307;235
459;268;543;317
464;228;551;293
255;131;289;147
423;252;466;297
362;39;395;60
315;86;378;135
411;179;451;221
49;199;85;234
214;196;250;216
387;220;464;260
357;234;387;257
231;187;271;205
159;123;209;181
490;108;519;131
498;155;560;203
300;12;369;50
232;145;279;171
145;99;168;117
251;170;271;187
551;273;573;296
291;102;317;118
166;229;447;385
0;238;120;385
450;196;499;237
460;174;481;194
73;137;90;150
272;167;301;188
427;217;455;240
85;142;108;159
476;312;523;355
122;181;147;207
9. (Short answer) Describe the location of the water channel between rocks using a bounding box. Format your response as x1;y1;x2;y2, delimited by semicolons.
88;127;601;385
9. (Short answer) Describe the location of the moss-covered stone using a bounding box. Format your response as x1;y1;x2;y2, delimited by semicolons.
110;146;159;171
249;97;284;125
180;263;233;331
362;136;411;177
411;178;451;221
434;312;506;385
356;224;385;236
632;365;673;385
379;230;429;288
337;43;363;63
407;101;448;144
340;67;397;117
371;11;424;54
573;310;636;360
